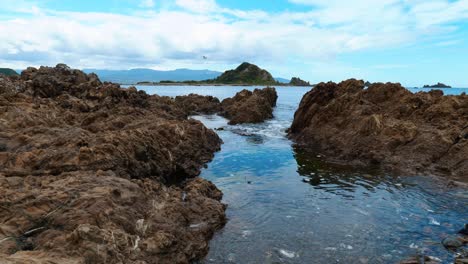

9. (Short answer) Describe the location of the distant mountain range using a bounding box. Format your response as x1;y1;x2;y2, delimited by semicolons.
83;68;223;84
83;67;291;84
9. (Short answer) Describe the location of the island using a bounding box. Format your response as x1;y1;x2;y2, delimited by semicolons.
289;77;311;86
208;62;277;85
423;82;451;88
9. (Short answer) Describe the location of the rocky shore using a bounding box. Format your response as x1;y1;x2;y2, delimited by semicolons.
289;79;468;180
0;65;226;263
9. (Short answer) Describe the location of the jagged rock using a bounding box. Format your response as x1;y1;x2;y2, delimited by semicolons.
0;64;226;263
174;94;222;115
289;79;468;179
220;87;278;125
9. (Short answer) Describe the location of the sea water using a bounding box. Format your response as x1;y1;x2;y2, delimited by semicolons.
135;85;468;263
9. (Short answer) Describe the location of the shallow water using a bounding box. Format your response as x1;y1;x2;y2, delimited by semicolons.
135;85;468;263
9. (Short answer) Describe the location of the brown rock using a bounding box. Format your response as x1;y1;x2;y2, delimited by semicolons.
289;79;468;180
0;64;226;263
220;87;278;125
174;94;221;115
0;173;226;264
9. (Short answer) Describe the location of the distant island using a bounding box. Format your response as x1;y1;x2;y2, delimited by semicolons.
289;77;310;86
0;68;19;76
136;62;312;86
423;82;451;88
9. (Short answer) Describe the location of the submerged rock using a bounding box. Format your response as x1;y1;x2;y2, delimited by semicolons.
289;79;468;180
442;235;466;249
220;87;278;125
459;224;468;235
399;255;441;264
0;64;226;263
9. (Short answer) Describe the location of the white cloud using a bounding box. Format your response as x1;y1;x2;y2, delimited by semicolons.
0;0;467;71
175;0;218;13
140;0;155;8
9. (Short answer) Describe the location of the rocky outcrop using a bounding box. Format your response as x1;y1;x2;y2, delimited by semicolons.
220;87;278;125
289;79;468;180
211;62;276;85
174;94;222;115
0;64;226;263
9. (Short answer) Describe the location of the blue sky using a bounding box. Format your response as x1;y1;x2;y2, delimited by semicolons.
1;0;468;86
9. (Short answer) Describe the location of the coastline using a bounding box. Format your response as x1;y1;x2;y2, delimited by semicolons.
131;82;311;87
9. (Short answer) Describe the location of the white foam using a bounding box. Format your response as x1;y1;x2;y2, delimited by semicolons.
279;249;298;258
241;230;252;238
428;217;440;226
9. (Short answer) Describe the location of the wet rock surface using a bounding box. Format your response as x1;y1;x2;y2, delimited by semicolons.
0;65;226;263
289;79;468;180
220;87;278;125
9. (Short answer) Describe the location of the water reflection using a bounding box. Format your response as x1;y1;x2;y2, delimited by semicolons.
293;146;403;198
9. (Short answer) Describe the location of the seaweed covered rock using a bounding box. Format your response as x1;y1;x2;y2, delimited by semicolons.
0;64;226;263
289;79;468;180
220;87;278;125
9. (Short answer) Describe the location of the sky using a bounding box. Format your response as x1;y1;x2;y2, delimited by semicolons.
1;0;468;86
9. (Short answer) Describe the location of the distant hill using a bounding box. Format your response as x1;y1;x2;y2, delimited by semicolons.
0;68;19;76
210;62;277;85
83;68;223;84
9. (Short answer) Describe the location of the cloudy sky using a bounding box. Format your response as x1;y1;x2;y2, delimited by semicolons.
1;0;468;86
